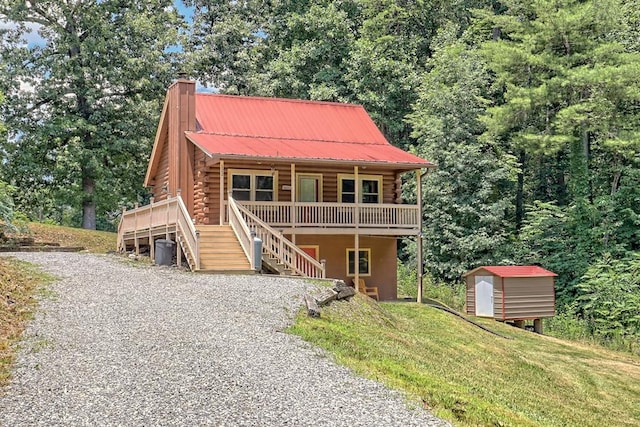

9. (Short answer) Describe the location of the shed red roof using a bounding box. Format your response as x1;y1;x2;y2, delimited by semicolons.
185;93;433;168
463;266;557;278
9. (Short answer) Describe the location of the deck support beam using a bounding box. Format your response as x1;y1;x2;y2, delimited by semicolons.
291;163;296;242
417;169;423;304
354;165;360;292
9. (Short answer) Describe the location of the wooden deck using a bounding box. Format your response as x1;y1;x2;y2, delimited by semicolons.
229;201;420;236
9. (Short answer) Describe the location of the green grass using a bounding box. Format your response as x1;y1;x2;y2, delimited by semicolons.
289;295;640;427
0;257;53;387
14;222;117;253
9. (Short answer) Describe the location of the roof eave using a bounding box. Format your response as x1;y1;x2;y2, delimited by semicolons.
143;95;171;187
185;134;435;170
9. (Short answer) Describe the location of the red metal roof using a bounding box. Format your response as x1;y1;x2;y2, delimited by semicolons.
463;266;557;278
186;93;433;167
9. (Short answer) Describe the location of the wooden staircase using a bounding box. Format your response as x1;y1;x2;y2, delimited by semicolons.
196;225;253;273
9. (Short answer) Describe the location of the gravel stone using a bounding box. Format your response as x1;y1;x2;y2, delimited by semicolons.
0;252;450;426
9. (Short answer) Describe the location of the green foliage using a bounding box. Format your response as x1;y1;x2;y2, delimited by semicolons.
0;180;16;236
407;25;516;281
397;259;466;312
576;253;640;353
0;0;182;230
544;306;594;343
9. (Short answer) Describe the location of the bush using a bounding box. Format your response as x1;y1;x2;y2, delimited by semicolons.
544;305;593;342
576;253;640;342
397;260;466;312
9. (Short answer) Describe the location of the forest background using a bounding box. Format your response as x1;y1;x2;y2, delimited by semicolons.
0;0;639;352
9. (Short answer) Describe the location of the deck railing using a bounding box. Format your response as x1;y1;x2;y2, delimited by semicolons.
233;199;326;278
236;201;419;230
117;196;200;270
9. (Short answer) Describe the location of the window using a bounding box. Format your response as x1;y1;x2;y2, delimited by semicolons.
228;169;277;201
338;174;382;204
346;248;371;276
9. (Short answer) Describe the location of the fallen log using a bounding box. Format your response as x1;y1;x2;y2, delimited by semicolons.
304;294;320;318
315;288;338;306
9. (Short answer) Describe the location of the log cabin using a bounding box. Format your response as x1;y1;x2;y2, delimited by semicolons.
117;79;435;300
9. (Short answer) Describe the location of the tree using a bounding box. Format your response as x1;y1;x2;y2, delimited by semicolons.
407;25;516;281
478;0;640;216
183;0;271;94
0;0;182;229
576;253;640;348
475;0;640;298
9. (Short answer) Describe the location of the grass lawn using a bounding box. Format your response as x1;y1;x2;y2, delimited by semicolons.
289;294;640;427
0;258;52;388
22;222;117;253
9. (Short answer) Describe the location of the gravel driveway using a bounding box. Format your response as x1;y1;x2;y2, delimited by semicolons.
0;252;448;426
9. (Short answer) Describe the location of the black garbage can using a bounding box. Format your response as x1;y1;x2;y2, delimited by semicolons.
155;239;175;266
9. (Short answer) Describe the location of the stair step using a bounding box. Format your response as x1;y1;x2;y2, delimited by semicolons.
200;262;252;270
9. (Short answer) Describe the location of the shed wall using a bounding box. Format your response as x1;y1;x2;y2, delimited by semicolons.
465;276;475;316
502;277;555;319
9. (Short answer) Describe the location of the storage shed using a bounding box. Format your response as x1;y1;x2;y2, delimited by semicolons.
462;266;556;332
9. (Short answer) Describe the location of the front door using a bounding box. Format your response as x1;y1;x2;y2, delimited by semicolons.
475;275;494;317
298;175;321;202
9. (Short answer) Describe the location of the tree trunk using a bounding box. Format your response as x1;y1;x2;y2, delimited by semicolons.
82;172;96;230
515;150;526;232
583;130;592;203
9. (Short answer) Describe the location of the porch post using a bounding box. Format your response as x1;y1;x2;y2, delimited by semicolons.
149;197;155;262
291;163;296;236
416;169;423;304
219;159;225;225
354;165;360;291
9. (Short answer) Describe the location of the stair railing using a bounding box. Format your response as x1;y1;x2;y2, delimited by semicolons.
175;195;200;271
227;195;256;270
230;196;326;278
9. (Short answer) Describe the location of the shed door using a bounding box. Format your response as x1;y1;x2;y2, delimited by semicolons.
475;275;494;317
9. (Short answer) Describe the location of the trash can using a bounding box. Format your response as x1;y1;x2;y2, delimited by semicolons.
155;239;175;266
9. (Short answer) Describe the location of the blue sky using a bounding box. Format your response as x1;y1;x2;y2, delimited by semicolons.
175;0;194;22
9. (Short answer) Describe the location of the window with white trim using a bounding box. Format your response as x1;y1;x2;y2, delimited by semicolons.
346;248;371;276
338;174;382;203
229;170;277;201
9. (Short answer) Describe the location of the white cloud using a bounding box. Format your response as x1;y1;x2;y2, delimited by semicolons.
0;20;46;46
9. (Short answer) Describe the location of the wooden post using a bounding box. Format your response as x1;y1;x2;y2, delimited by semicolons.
514;320;525;329
120;207;126;252
219;159;225;225
176;238;182;267
149;198;155;262
195;230;200;270
354;166;360;292
534;318;543;334
291;163;296;234
416;169;423;304
134;202;139;255
165;197;170;239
